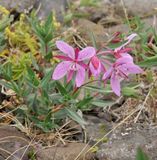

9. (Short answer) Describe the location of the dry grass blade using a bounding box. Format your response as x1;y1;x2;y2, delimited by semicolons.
0;147;20;160
5;145;28;160
134;80;155;123
19;136;35;160
0;136;29;143
120;0;131;29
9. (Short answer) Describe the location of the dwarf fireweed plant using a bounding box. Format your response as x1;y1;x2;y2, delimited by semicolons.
52;33;143;96
0;8;144;131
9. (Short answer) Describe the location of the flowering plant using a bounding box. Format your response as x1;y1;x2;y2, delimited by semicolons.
52;33;143;96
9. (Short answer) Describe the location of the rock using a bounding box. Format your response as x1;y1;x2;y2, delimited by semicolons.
0;0;67;21
77;19;109;47
110;0;157;18
104;17;156;34
77;17;156;46
96;124;157;160
85;115;112;145
35;0;67;21
36;143;95;160
0;0;36;13
0;125;32;160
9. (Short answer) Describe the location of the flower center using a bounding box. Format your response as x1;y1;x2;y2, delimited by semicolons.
70;63;77;71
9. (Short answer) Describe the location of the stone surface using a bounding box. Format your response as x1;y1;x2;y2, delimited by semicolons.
36;143;95;160
96;124;157;160
0;0;36;13
0;125;32;160
110;0;157;18
77;17;156;47
77;19;109;47
85;115;112;145
36;0;67;21
104;17;156;34
0;0;67;21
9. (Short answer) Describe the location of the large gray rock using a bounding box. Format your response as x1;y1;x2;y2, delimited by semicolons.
36;143;95;160
36;0;67;21
0;126;32;160
104;17;156;34
85;115;112;145
0;0;36;13
110;0;157;17
96;124;157;160
0;0;67;21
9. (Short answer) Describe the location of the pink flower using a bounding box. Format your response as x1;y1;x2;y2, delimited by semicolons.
52;41;95;87
89;55;105;77
100;34;137;59
113;48;132;59
113;33;137;58
116;33;137;51
103;56;143;96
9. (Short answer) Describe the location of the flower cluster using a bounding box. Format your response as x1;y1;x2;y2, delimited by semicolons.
52;33;143;96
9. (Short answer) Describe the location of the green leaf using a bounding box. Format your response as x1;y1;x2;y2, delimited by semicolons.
41;89;50;105
55;81;68;96
91;100;114;107
45;13;53;33
80;0;99;7
30;53;40;71
26;66;39;87
0;80;21;96
136;148;149;160
0;15;13;32
138;55;157;67
65;108;86;126
0;32;6;52
2;63;13;80
41;70;52;88
89;31;97;48
85;85;112;94
122;86;139;97
0;80;14;91
108;41;127;49
27;93;38;113
10;81;21;95
77;97;93;108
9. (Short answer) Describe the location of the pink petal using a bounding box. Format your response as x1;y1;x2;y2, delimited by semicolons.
52;61;71;80
101;63;106;72
54;55;73;61
126;33;137;42
127;63;143;74
117;64;129;77
78;61;88;69
91;56;100;69
56;41;75;59
115;48;132;58
119;48;132;53
89;62;97;77
121;53;133;60
115;33;137;51
115;56;133;65
77;47;95;61
89;61;101;77
102;67;113;80
111;73;121;96
75;65;85;87
67;70;74;83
